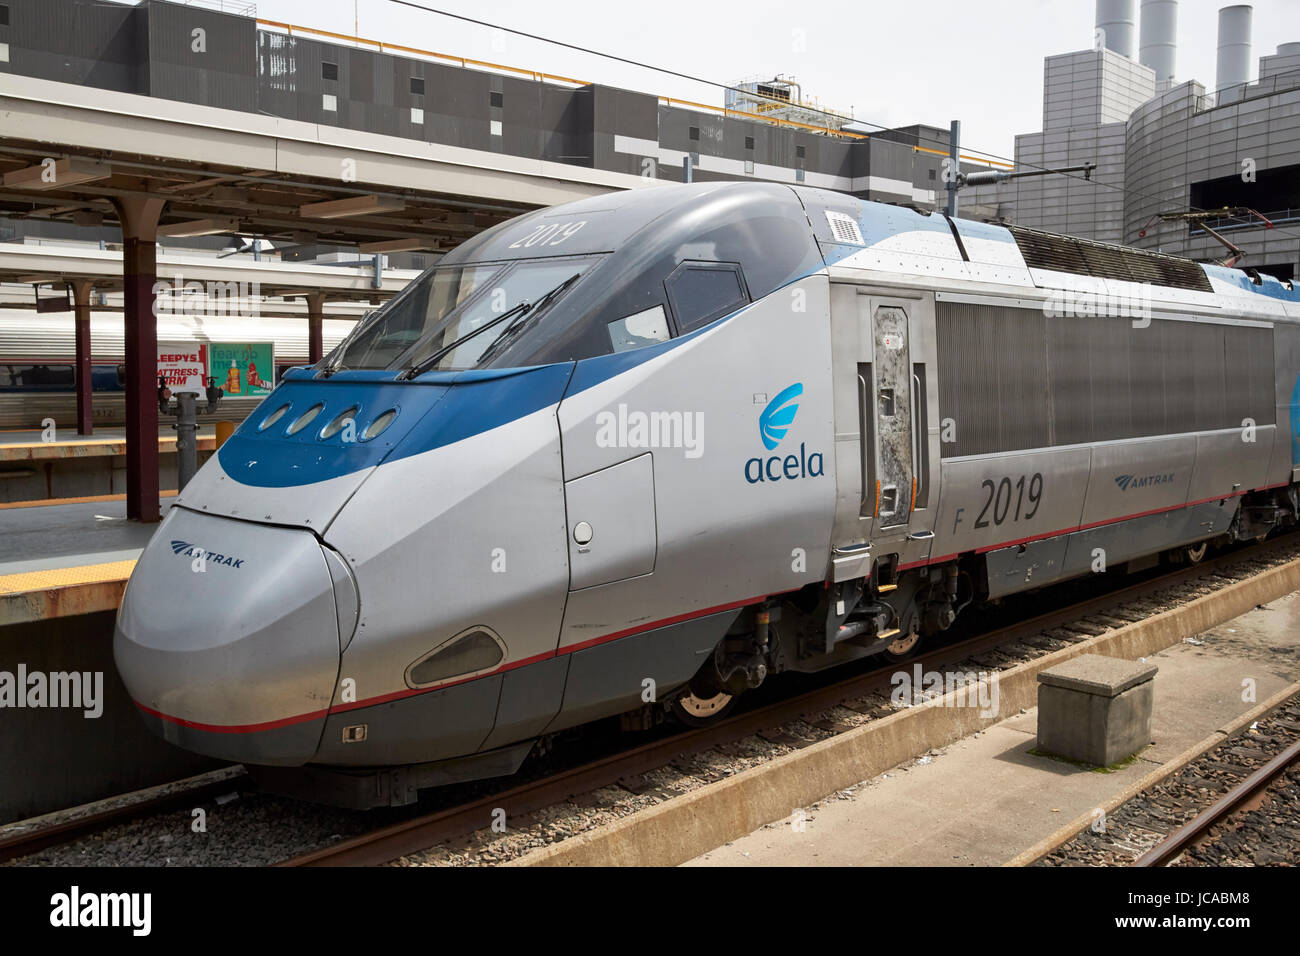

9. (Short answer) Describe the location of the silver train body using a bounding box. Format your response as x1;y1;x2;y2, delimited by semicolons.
0;312;355;429
113;183;1300;806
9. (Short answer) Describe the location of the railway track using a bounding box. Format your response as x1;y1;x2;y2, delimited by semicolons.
3;533;1296;867
1136;735;1300;866
0;769;249;865
1035;689;1300;866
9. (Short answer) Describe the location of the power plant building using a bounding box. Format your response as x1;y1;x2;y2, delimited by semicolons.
964;0;1300;282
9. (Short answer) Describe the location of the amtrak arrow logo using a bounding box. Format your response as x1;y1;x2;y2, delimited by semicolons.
1114;472;1174;492
170;540;245;568
760;383;803;451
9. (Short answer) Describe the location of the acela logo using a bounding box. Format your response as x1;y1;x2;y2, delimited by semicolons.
760;383;802;450
170;540;245;568
1114;473;1174;492
746;382;825;484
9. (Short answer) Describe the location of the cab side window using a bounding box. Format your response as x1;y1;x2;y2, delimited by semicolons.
664;261;749;334
607;305;671;353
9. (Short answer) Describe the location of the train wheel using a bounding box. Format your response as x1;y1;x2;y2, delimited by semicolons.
882;627;923;663
881;599;924;663
669;689;736;727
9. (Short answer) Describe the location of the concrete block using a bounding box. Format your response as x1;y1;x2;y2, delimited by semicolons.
1036;654;1157;766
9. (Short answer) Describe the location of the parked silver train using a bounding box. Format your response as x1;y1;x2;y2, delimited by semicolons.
114;182;1300;807
0;312;356;429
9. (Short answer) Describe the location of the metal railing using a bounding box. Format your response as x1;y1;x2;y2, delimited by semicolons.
1200;66;1300;111
180;0;257;16
256;18;869;141
1190;209;1300;235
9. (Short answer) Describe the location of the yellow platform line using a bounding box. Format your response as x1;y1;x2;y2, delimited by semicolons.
0;559;137;595
0;559;137;626
0;436;215;463
0;491;178;511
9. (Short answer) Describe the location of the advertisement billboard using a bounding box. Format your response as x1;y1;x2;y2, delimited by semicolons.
209;342;275;397
157;344;209;395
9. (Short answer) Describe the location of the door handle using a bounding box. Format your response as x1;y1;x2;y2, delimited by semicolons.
911;371;922;507
907;530;934;541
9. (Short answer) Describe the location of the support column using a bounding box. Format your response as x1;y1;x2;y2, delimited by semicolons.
69;279;95;436
306;292;325;365
112;196;165;523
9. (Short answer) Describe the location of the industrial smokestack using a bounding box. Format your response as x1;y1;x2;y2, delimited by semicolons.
1096;0;1137;58
1216;4;1253;99
1139;0;1178;84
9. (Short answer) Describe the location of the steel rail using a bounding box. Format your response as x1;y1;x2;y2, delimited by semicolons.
0;773;250;864
1134;737;1300;867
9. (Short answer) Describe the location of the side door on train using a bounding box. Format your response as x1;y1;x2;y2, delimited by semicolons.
827;283;941;587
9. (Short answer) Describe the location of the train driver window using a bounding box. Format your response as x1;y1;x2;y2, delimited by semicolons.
664;261;749;335
607;305;670;353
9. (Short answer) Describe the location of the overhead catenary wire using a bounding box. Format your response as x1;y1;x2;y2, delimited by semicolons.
383;1;1300;253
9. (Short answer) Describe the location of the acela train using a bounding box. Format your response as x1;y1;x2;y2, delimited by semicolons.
113;182;1300;806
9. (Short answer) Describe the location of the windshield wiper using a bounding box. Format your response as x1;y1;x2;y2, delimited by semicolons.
399;299;534;380
319;310;372;378
399;273;581;380
475;273;581;366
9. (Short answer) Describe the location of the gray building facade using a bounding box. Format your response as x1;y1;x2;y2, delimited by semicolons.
965;0;1300;282
0;0;999;251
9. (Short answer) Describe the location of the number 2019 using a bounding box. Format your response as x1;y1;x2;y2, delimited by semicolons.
974;473;1043;529
508;220;586;248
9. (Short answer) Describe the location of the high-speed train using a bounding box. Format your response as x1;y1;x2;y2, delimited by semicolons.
0;312;356;429
114;181;1300;807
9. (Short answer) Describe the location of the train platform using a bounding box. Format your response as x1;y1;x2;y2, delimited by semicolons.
0;498;175;625
686;595;1300;867
0;424;217;458
0;425;217;505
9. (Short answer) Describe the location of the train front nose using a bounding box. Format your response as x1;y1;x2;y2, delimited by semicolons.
113;508;343;766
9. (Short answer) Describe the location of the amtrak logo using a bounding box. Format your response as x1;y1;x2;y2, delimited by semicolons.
1114;473;1175;492
759;383;803;450
170;540;245;568
746;382;824;484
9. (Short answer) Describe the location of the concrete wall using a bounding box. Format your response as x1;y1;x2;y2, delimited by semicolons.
0;448;215;504
1044;49;1156;131
0;610;219;825
1124;78;1300;276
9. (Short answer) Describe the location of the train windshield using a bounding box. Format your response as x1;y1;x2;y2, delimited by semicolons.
327;256;599;373
327;262;503;370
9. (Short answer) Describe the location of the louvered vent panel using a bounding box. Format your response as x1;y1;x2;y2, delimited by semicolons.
1009;227;1090;274
1007;225;1212;292
1076;240;1136;283
824;211;864;245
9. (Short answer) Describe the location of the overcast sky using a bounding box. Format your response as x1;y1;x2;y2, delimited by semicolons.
238;0;1300;159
